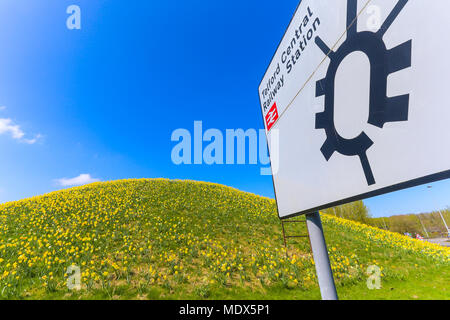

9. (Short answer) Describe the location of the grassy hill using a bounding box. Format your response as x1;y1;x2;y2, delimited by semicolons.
0;179;448;300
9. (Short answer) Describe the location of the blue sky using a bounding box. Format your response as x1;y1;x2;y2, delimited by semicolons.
0;0;447;217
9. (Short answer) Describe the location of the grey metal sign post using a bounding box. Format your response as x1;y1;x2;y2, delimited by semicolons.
417;215;429;239
306;211;338;300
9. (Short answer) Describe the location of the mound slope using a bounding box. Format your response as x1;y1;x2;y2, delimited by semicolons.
0;179;448;299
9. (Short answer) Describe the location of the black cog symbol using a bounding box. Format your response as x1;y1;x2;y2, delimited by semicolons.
315;0;411;186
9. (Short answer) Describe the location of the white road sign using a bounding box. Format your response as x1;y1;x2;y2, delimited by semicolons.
259;0;450;219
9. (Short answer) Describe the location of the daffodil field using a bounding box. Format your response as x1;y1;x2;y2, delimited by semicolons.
0;179;448;299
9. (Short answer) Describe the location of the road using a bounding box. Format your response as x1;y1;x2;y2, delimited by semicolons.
425;238;450;247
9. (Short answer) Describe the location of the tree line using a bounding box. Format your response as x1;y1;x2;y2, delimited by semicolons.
323;202;450;239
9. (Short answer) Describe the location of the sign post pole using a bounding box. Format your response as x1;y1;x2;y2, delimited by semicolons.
417;215;429;239
305;211;338;300
439;211;449;237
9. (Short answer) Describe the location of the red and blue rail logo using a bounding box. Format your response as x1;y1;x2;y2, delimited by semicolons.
265;102;279;131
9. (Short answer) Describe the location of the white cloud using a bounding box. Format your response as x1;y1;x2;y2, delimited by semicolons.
23;134;43;145
55;174;100;187
0;118;41;144
0;106;6;111
0;118;25;139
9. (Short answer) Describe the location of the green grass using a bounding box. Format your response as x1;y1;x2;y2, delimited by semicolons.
0;179;448;300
